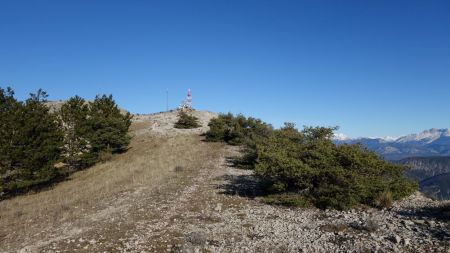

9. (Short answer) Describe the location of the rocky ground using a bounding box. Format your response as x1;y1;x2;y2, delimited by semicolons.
5;110;450;253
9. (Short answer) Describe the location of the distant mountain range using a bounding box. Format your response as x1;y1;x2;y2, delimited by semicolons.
335;129;450;200
335;128;450;160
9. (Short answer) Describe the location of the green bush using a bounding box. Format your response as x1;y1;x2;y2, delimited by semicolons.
205;113;273;170
205;113;272;146
206;114;417;210
174;110;201;129
254;123;417;209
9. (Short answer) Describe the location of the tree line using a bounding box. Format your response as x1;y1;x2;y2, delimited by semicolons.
206;113;417;210
0;87;132;198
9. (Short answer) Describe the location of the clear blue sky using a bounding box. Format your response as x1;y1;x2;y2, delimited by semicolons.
1;0;449;138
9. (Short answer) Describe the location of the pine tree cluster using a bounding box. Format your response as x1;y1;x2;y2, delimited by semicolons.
0;87;132;197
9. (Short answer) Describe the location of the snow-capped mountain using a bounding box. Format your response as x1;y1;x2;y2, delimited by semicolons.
335;128;450;160
396;128;450;144
333;133;350;141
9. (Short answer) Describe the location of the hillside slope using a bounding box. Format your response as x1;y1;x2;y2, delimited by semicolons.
398;156;450;200
0;110;221;252
420;173;450;201
399;156;450;182
0;111;449;252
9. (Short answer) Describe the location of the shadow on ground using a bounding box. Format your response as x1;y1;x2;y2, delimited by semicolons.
395;203;450;241
213;155;267;198
215;173;267;198
396;203;450;222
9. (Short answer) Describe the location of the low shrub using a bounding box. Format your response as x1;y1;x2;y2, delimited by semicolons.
174;110;201;129
205;113;272;146
375;190;393;209
174;165;185;172
206;114;418;210
254;124;417;209
98;150;113;163
320;223;348;233
254;123;417;210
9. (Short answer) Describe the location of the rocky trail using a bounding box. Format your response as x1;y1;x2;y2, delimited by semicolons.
1;111;449;253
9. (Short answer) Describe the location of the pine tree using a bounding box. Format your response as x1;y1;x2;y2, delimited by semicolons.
88;95;132;158
174;110;201;129
0;87;21;181
0;88;63;195
59;96;91;169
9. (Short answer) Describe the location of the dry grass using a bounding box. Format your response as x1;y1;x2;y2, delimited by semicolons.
375;190;393;209
0;120;224;250
320;223;348;233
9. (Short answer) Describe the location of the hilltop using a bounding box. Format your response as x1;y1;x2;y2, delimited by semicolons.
0;110;449;253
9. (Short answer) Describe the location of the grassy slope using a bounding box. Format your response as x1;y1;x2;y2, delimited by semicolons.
0;119;224;251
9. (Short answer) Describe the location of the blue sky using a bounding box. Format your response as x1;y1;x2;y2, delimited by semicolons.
1;0;449;138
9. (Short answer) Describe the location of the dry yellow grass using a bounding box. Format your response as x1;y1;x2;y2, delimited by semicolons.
0;120;224;250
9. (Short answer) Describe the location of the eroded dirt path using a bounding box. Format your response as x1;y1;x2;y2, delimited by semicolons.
38;145;237;253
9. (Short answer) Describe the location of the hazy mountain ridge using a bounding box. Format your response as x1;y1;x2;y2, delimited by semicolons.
420;172;450;200
396;156;450;201
399;156;450;182
335;128;450;160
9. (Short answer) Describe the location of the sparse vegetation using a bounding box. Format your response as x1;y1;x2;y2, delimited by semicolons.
375;190;393;209
174;110;201;129
174;165;185;172
0;128;224;250
206;115;417;210
320;223;348;233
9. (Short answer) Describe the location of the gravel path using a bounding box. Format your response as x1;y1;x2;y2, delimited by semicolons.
163;152;450;253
